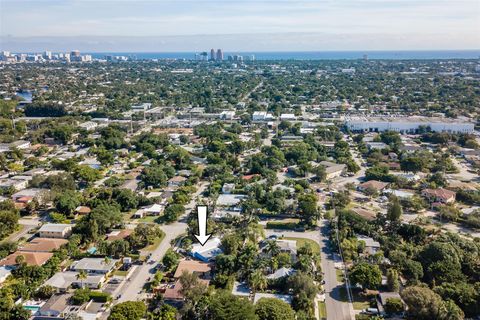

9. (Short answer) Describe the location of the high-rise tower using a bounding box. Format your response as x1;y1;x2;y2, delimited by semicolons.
216;49;223;61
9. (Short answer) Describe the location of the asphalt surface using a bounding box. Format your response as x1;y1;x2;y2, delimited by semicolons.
318;219;354;320
108;181;208;306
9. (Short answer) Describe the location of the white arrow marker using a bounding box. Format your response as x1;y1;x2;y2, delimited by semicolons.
194;205;211;246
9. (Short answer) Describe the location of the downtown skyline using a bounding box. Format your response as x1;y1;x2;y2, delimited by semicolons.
1;0;479;52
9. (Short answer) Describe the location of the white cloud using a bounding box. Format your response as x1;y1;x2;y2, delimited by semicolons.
0;0;478;49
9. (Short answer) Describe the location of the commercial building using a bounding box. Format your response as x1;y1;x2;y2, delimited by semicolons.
252;111;273;121
345;116;474;134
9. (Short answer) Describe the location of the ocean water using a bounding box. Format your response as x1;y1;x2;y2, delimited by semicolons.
88;50;480;61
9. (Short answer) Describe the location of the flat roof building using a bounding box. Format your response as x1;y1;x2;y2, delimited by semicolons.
345;116;474;134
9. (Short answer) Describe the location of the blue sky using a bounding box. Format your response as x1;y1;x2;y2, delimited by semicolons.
0;0;479;51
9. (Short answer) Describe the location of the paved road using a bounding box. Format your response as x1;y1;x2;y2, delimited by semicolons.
264;224;354;320
111;181;208;305
5;218;41;242
318;219;354;320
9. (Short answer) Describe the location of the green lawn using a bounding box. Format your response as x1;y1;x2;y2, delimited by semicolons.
284;237;320;254
143;232;165;252
137;216;159;223
266;218;300;230
336;269;344;282
338;287;372;310
113;270;128;277
352;289;371;310
318;301;327;319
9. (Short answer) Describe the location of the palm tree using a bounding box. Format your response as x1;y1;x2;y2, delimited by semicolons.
248;270;267;294
15;254;25;265
76;270;87;289
263;239;280;256
103;256;111;266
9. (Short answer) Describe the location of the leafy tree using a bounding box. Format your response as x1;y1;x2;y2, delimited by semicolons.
328;191;350;210
349;262;382;290
208;291;257;320
162;249;179;272
400;156;425;173
113;189;139;211
387;197;402;222
386;269;400;292
401;286;463;320
35;285;55;300
0;210;19;240
54;190;81;215
255;297;296;320
71;288;91;305
149;304;177;320
384;298;404;314
108;301;146;320
129;224;163;249
163;204;185;223
434;282;480;317
297;194;319;227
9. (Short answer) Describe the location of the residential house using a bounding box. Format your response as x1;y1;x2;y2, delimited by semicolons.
213;194;246;219
252;111;273;121
167;176;187;188
70;258;118;275
173;260;212;279
10;140;31;150
357;235;381;255
106;229;133;242
12;188;48;205
191;237;223;262
38;224;73;239
221;183;235;194
319;161;346;180
352;207;377;221
133;203;165;218
0;251;53;267
75;206;91;216
0;178;28;191
35;293;72;318
421;188;456;204
266;267;295;280
358;180;389;193
43;271;105;292
366;142;388;150
78;121;98;131
377;292;404;316
280;113;296;121
19;238;68;253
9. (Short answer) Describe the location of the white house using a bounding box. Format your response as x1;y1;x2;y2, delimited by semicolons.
38;224;73;239
252;111;273;121
191;237;223;262
220;111;235;120
78;121;98;131
131;103;152;112
280;114;296;121
70;258;118;275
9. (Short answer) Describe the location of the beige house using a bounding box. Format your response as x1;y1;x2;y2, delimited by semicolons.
38;224;73;239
